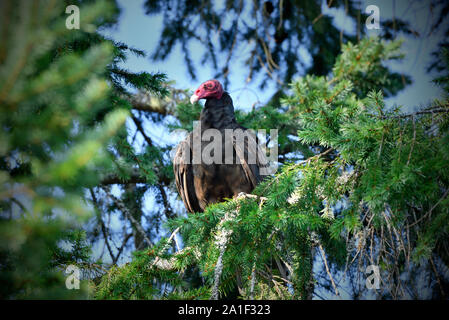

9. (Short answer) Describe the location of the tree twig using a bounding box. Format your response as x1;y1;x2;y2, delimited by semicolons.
406;115;416;166
407;188;449;227
104;187;154;248
152;227;181;268
211;209;236;300
318;243;340;298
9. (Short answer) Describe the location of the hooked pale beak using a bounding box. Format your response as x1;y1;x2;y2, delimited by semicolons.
190;94;199;104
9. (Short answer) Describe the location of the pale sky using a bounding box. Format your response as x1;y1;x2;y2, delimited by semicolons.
103;0;446;113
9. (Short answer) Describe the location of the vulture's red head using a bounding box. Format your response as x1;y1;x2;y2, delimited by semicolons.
190;80;224;104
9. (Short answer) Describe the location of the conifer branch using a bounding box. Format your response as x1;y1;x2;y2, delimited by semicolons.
104;187;154;248
131;115;154;147
90;188;116;263
211;209;236;300
151;227;180;269
100;172;147;185
395;107;449;118
249;260;257;300
129;91;173;115
210;193;267;299
128;86;189;115
406;115;416;166
113;233;133;265
407;188;449;228
376;105;449;120
260;148;334;194
430;255;446;299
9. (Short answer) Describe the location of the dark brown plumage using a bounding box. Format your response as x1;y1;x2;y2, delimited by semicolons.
173;80;267;213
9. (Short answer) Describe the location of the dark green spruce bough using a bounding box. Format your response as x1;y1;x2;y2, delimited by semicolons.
96;38;449;300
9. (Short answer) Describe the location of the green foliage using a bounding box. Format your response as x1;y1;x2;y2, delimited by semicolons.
95;38;449;299
173;101;203;131
2;0;447;301
96;36;449;299
0;0;168;299
95;238;210;299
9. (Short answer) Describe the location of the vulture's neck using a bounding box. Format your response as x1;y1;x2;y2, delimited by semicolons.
200;92;238;130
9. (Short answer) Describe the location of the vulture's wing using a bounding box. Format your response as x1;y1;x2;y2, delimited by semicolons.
232;128;270;189
173;134;201;213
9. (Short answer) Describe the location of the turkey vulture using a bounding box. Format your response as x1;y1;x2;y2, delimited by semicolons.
173;80;269;213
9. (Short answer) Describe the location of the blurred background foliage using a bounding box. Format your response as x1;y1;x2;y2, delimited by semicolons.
0;0;165;298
